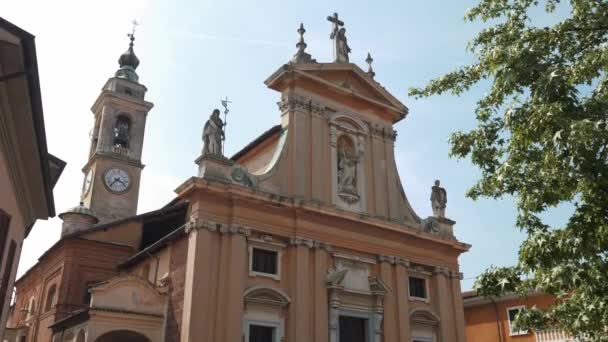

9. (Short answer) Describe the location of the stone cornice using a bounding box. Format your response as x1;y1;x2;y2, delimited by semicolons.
277;94;325;115
175;178;470;252
289;236;333;252
184;218;251;237
433;266;451;277
377;255;410;267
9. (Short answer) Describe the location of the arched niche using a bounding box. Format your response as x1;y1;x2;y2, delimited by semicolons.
113;115;131;148
328;113;368;212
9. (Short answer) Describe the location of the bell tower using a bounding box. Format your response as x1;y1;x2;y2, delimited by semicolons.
80;32;153;223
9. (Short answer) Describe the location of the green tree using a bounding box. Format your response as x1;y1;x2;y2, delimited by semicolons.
409;0;608;340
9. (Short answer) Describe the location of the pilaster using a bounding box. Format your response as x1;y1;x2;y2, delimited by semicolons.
450;271;466;342
181;218;251;341
378;256;397;341
313;244;330;342
288;237;312;342
434;266;453;341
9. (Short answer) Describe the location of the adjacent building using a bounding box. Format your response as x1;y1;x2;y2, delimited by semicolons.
0;17;65;339
5;14;471;342
463;291;574;342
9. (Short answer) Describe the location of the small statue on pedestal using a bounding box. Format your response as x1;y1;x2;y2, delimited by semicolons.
202;109;225;156
431;180;447;218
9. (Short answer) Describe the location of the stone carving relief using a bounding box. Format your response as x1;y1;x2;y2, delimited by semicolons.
337;135;359;204
230;165;257;188
277;94;325;115
367;122;398;142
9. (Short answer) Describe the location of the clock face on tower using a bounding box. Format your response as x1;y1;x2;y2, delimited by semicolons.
104;168;130;193
82;169;93;195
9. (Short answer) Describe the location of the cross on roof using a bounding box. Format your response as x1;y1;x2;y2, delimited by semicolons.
327;12;344;27
129;19;139;38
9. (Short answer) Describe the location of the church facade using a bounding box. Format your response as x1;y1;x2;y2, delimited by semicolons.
5;14;470;342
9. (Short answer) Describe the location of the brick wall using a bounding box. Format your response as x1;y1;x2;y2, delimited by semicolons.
9;238;133;342
164;236;188;342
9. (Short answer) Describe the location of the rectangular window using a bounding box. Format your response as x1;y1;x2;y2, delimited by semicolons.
249;324;275;342
507;306;527;335
409;276;427;299
339;316;367;342
251;248;278;275
0;210;10;268
0;240;17;310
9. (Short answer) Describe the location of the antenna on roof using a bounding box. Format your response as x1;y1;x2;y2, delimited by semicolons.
220;96;231;154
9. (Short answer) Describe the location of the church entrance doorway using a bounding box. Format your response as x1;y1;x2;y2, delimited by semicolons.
339;315;368;342
94;330;150;342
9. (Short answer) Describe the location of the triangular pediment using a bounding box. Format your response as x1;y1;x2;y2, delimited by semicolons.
265;63;408;123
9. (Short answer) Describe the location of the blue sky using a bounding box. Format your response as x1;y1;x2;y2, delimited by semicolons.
4;0;571;290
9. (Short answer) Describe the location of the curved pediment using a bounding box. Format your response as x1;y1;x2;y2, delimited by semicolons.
410;308;440;325
244;285;291;307
89;274;164;315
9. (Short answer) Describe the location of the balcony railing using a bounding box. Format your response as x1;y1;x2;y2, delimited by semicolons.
535;328;575;342
96;143;134;159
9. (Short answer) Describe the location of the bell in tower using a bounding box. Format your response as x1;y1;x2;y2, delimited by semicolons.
80;26;154;223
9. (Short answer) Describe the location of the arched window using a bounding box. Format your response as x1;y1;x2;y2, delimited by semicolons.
113;116;131;148
45;285;57;311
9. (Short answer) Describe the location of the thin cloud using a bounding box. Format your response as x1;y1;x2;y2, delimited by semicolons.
171;29;292;50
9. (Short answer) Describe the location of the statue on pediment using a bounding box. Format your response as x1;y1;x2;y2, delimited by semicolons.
327;12;351;63
431;180;447;218
202;109;225;156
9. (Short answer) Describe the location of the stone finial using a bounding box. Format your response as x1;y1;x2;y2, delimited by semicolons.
365;52;375;78
115;21;141;83
291;23;316;64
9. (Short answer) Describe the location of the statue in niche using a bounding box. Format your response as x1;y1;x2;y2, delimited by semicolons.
113;117;130;148
202;109;225;156
431;180;447;218
337;135;359;203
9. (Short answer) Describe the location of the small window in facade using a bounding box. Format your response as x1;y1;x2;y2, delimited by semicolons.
0;239;16;311
251;248;278;275
83;281;97;306
124;88;133;95
249;324;275;342
142;263;151;282
408;276;427;300
45;285;57;311
507;306;528;335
